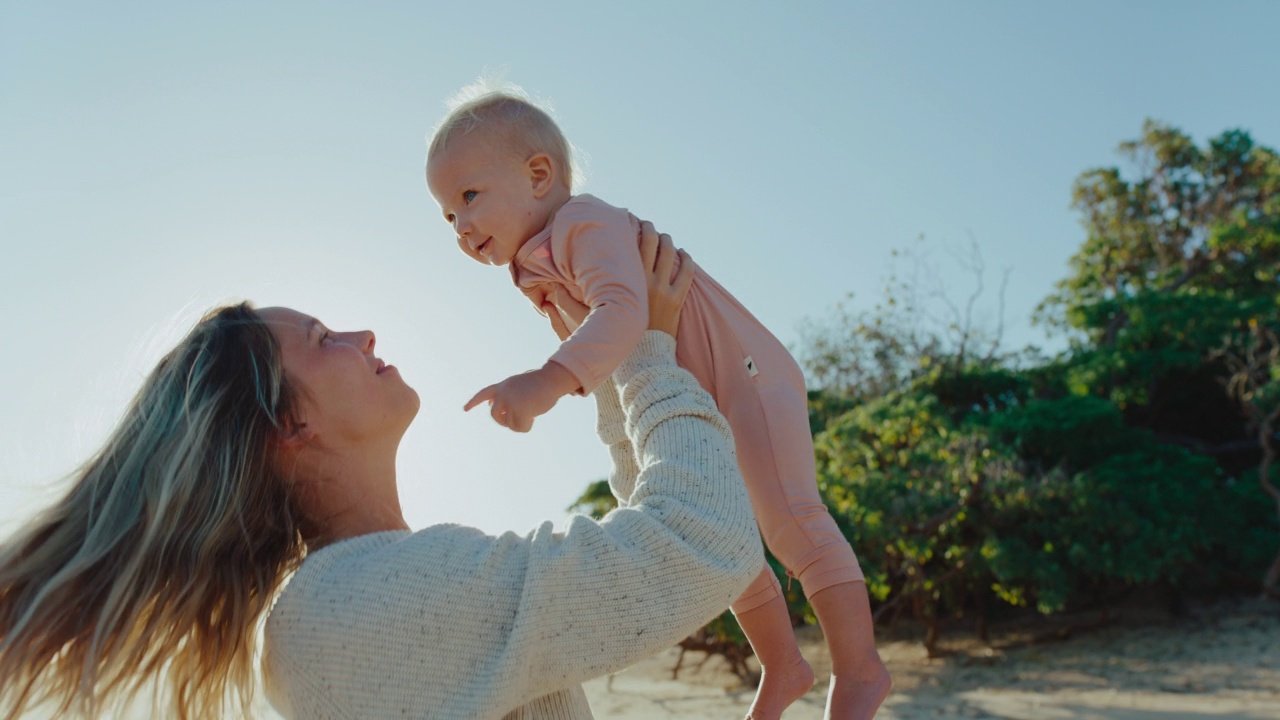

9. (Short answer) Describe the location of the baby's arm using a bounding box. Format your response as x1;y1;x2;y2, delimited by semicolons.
544;199;650;395
467;204;657;433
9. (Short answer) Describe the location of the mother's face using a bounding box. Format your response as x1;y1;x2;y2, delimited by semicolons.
259;307;419;450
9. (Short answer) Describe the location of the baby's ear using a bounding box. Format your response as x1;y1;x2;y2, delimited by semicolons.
527;153;556;198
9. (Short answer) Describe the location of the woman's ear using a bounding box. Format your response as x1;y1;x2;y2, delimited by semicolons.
275;418;316;450
527;153;556;198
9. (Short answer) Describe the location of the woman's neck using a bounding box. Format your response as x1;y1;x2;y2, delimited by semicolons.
312;500;409;551
304;450;410;550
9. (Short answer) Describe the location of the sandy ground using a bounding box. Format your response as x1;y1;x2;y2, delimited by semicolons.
582;597;1280;719
14;598;1276;718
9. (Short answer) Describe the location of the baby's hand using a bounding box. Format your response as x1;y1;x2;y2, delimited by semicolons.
464;362;580;432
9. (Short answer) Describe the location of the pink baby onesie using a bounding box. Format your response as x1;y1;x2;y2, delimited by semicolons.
511;194;864;612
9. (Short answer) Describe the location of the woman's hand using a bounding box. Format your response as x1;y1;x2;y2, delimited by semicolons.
542;295;581;342
638;221;693;337
543;220;693;341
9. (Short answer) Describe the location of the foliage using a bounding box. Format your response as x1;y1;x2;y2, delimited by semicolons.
570;119;1280;665
806;120;1280;650
813;385;1014;645
812;371;1250;652
565;479;617;521
1213;320;1280;595
1037;120;1280;341
977;401;1231;597
798;237;1013;399
1035;120;1280;421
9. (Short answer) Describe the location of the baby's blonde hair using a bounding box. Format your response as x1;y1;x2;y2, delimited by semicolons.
427;79;577;190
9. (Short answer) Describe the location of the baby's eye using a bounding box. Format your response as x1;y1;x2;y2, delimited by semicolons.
463;190;477;204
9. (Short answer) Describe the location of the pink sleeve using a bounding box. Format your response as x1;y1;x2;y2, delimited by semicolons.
547;199;647;395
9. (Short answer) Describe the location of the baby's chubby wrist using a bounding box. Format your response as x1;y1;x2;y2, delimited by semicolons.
538;360;582;398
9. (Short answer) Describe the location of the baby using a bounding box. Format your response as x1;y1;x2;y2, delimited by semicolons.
426;85;890;720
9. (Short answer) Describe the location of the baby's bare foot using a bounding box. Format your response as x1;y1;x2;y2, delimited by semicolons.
824;664;892;720
744;656;815;720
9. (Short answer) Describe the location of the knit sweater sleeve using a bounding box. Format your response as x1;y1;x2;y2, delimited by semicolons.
263;331;761;719
496;330;761;694
591;377;640;506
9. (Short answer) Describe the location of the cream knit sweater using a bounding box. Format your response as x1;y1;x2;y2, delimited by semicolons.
262;331;763;719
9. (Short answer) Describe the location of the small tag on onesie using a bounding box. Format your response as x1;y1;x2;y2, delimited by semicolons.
744;355;759;377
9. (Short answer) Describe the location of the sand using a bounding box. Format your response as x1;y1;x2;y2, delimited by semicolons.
582;596;1280;719
14;599;1276;718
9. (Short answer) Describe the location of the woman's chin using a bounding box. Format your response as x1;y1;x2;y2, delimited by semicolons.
397;391;422;430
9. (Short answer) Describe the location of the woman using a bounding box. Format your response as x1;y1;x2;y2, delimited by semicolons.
0;226;763;719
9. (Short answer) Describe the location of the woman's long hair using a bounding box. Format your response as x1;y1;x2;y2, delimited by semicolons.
0;302;308;719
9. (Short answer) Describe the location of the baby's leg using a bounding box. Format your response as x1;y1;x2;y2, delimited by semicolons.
724;366;889;720
732;568;814;720
809;582;892;720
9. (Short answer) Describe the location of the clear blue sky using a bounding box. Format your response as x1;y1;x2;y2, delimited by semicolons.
3;1;1278;538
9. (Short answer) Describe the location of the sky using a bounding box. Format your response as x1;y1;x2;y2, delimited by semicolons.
2;1;1279;540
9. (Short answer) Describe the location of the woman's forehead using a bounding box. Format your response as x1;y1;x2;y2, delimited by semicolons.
258;307;317;341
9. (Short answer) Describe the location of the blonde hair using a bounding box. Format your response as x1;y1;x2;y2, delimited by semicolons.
0;302;307;720
427;79;578;190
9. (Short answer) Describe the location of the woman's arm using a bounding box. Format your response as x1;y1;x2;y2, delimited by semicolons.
499;331;760;694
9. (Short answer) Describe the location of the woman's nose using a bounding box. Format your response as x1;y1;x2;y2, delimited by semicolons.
342;330;375;352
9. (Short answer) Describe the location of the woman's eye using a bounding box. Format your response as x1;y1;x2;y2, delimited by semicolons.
463;190;477;204
320;331;331;345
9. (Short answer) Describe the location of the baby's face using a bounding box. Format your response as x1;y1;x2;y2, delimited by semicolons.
427;134;550;267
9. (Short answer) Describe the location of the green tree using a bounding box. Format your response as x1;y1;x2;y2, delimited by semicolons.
1035;120;1280;430
805;120;1280;652
1214;320;1280;595
1039;120;1279;342
1034;119;1280;593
